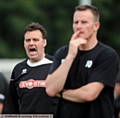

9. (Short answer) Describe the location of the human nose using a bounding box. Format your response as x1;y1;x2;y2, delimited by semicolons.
29;40;34;45
76;22;82;29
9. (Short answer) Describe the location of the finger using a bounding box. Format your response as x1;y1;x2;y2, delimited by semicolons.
75;38;87;44
71;31;80;40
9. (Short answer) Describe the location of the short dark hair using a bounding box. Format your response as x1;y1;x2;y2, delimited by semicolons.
75;5;100;21
24;22;47;39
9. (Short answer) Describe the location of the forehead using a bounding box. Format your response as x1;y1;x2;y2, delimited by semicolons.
24;30;42;39
73;9;94;21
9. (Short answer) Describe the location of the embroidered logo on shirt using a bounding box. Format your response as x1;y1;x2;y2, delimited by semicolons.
21;69;27;74
19;79;45;89
85;60;93;68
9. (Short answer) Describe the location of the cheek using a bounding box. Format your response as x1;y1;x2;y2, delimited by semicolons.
87;26;94;33
72;24;76;32
24;44;30;53
24;42;25;47
38;43;44;50
24;44;27;50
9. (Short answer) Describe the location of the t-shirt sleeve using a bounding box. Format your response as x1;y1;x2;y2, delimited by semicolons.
49;50;62;74
88;49;119;87
4;71;19;113
49;46;68;74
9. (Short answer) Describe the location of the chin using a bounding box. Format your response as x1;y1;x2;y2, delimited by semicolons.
29;57;37;60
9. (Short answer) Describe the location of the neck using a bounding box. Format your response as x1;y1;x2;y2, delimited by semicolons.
79;38;98;51
29;53;46;63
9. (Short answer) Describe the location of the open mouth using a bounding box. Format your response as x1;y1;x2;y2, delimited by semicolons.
29;48;37;56
29;48;36;52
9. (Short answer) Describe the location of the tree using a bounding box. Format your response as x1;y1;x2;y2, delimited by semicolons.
0;0;120;58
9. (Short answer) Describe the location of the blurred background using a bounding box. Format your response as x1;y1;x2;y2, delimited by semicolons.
0;0;120;82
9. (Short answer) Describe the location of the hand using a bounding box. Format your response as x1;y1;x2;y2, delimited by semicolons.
67;31;87;59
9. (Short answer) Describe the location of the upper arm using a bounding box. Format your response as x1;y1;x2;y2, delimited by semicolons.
4;80;19;113
89;50;119;88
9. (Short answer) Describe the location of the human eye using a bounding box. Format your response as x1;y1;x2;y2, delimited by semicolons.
25;39;30;42
82;21;88;24
74;21;78;24
33;38;39;42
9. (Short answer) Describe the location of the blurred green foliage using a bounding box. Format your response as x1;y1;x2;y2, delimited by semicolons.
0;0;120;58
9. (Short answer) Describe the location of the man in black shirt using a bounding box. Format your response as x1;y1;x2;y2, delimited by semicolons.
45;5;119;118
4;22;58;114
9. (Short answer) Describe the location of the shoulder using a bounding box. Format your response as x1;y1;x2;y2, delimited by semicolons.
12;59;27;70
45;54;53;61
99;42;116;52
0;72;7;83
0;72;5;79
54;45;68;57
56;45;68;52
0;72;8;91
98;42;118;59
